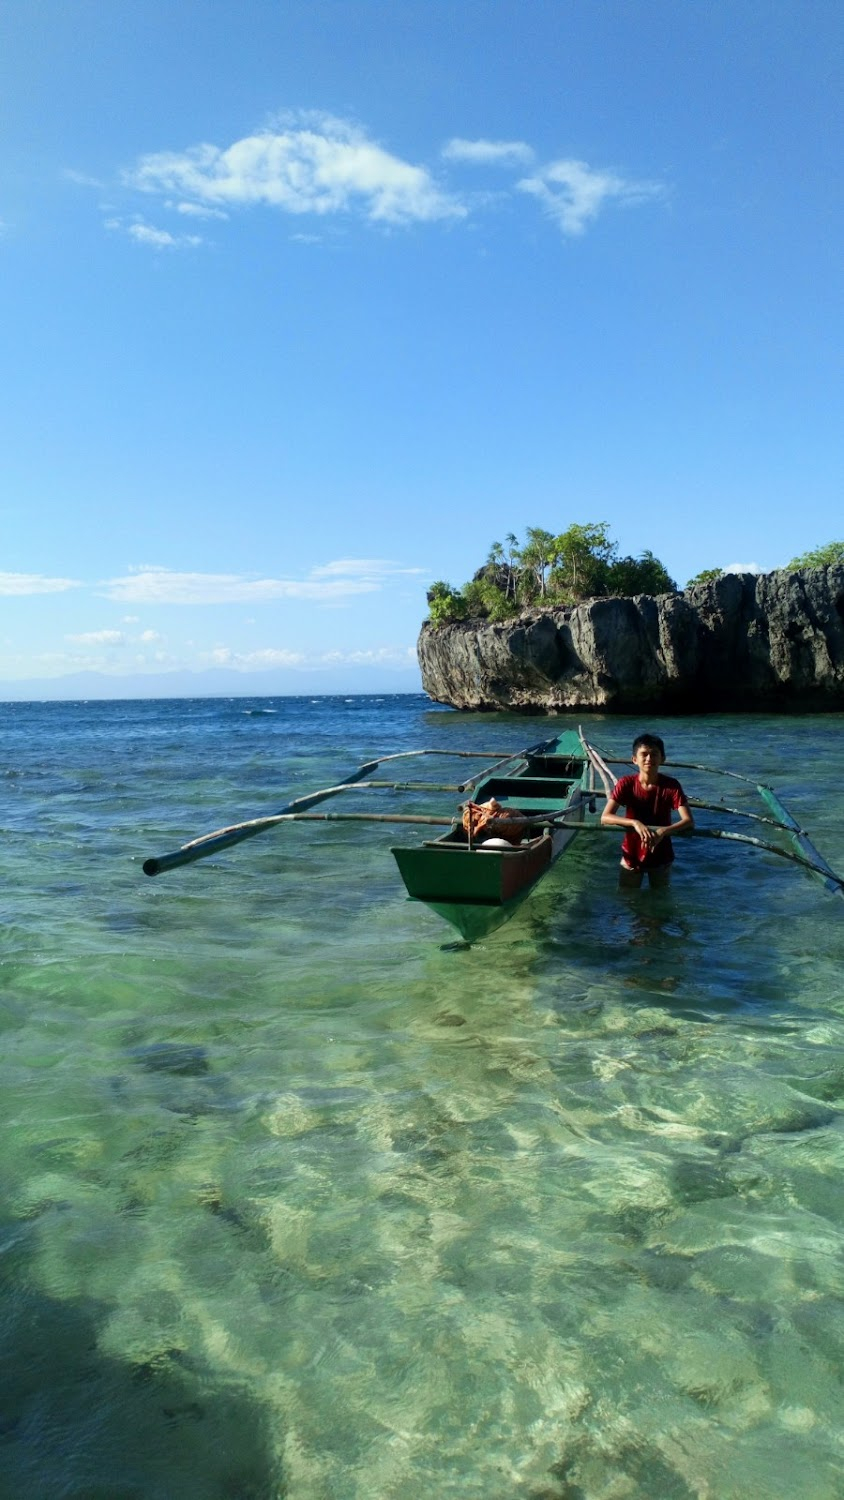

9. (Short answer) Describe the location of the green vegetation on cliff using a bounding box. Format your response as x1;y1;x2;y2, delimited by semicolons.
427;534;844;627
427;524;677;626
787;541;844;569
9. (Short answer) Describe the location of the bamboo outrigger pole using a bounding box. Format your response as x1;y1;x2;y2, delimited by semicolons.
543;819;844;892
142;747;521;877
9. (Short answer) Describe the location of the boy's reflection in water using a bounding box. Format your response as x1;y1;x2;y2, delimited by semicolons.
613;885;690;995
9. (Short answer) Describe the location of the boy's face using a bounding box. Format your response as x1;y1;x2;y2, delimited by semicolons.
633;743;665;781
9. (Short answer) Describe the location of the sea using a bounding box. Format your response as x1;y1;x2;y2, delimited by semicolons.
1;693;843;1500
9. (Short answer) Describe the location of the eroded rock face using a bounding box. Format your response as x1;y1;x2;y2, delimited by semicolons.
417;566;844;712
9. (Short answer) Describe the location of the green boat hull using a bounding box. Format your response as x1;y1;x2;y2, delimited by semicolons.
391;729;592;940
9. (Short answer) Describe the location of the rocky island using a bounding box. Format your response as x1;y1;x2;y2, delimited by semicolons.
418;565;844;713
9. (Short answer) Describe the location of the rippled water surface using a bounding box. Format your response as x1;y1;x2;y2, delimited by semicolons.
2;695;843;1499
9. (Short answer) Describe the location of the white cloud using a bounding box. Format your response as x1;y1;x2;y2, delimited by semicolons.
124;113;465;226
99;567;380;605
724;561;762;575
208;647;307;669
517;157;663;235
64;168;106;189
104;216;203;249
66;629;125;646
128;220;202;249
318;646;417;667
442;137;534;166
170;201;229;220
309;558;426;580
138;628;162;642
99;120;664;249
0;572;80;595
128;223;186;248
205;644;416;672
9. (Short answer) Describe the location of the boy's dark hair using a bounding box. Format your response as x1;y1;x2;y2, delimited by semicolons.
632;733;666;758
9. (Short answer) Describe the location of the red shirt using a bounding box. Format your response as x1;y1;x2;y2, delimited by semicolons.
609;773;688;868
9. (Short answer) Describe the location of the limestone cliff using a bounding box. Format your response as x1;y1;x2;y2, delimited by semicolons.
417;566;844;712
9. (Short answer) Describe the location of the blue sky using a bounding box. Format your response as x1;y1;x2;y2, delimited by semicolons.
1;0;841;695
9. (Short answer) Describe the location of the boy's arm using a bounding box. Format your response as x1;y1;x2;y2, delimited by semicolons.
601;795;695;850
649;801;695;852
601;796;655;849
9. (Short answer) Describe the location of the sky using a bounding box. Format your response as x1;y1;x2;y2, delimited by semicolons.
1;0;842;697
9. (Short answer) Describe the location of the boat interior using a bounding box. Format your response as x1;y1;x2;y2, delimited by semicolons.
523;754;584;778
424;756;586;851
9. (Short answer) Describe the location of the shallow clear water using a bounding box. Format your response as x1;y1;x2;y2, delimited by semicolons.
1;696;843;1500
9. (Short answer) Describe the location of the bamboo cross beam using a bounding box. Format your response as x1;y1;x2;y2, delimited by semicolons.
193;811;460;829
374;748;518;761
142;745;526;875
686;826;844;892
458;751;528;793
588;746;766;788
539;819;844;892
342;780;466;792
143;801;844;894
586;786;807;831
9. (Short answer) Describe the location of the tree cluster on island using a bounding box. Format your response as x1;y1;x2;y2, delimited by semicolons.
426;529;844;628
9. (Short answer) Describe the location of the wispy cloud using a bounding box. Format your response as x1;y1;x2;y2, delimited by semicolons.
319;646;417;667
104;216;203;250
208;647;306;668
66;629;125;646
97;561;411;605
442;137;534;166
517;157;664;236
63;168;106;189
170;201;229;220
0;572;80;596
309;558;426;580
124;112;465;227
205;644;416;672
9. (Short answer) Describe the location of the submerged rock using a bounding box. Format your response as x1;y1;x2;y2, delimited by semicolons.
418;565;844;712
127;1042;211;1077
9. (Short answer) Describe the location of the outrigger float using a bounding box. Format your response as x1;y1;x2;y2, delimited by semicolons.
143;728;843;942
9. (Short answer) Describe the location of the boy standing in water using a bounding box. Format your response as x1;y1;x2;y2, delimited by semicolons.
601;733;694;887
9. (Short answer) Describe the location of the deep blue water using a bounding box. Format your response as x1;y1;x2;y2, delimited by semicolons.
1;695;843;1499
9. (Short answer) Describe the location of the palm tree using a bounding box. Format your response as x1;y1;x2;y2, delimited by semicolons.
520;527;557;598
504;532;519;600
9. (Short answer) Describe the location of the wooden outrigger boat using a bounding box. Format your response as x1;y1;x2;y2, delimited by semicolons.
389;728;592;940
142;727;843;942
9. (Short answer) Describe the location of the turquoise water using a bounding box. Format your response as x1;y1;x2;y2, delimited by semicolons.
1;696;843;1500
